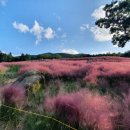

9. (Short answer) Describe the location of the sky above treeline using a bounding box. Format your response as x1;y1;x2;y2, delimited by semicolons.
0;0;130;55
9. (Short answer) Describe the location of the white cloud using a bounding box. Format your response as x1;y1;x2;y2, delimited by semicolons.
80;24;89;31
44;27;55;40
92;5;105;20
30;21;43;44
85;5;112;42
90;26;112;42
91;51;110;55
13;20;56;44
0;0;8;6
31;21;43;35
113;45;118;48
62;49;79;54
13;21;30;33
80;23;112;42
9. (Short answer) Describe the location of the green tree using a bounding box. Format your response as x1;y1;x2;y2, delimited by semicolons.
20;53;31;61
7;52;13;62
96;0;130;47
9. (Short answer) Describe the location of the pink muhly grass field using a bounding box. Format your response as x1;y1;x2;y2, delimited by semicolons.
1;57;130;85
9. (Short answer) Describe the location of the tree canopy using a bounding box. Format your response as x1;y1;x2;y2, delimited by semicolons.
95;0;130;47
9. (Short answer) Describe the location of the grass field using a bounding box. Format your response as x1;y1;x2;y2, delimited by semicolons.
0;56;130;130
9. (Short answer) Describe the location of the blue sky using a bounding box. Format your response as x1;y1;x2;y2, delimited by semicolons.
0;0;130;55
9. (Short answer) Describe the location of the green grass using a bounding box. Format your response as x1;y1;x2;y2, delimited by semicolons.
48;85;60;97
64;80;79;93
0;105;21;127
0;73;9;86
7;65;20;73
0;65;20;86
6;65;20;79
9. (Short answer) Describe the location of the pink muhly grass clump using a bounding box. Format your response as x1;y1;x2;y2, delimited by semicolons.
2;85;26;108
79;91;116;130
44;90;117;130
121;90;130;130
44;93;82;124
54;94;82;124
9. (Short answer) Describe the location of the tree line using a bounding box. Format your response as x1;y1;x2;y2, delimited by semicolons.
0;51;129;62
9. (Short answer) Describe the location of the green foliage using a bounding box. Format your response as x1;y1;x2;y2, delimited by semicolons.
64;81;79;93
7;65;20;73
24;114;86;130
0;51;13;62
0;65;20;86
0;73;9;85
24;114;75;130
0;105;21;127
20;53;32;61
121;50;130;57
49;85;60;97
96;0;130;47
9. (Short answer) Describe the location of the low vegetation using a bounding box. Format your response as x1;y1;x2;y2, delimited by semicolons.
0;57;130;130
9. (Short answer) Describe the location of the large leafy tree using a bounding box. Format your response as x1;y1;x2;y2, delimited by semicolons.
95;0;130;47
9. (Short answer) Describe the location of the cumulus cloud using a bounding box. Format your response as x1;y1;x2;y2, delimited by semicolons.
80;23;112;42
90;26;112;42
44;27;55;40
91;5;105;20
62;49;79;54
30;21;43;44
13;20;56;44
13;21;30;33
90;5;113;42
0;0;8;6
81;5;112;42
